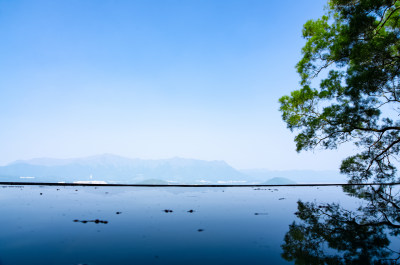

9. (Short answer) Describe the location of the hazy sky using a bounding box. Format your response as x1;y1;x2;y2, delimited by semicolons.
0;0;355;170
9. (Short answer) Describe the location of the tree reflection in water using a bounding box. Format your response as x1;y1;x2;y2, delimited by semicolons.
281;185;400;264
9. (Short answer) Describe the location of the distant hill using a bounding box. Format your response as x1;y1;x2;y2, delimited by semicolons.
0;154;248;184
135;179;170;185
241;169;347;184
262;177;297;185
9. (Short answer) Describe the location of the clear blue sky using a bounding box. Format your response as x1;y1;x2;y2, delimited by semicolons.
0;0;353;170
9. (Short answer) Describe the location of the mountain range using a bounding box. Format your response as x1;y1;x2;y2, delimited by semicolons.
0;154;346;184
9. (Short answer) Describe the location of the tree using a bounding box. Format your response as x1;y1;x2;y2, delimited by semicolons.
279;0;400;183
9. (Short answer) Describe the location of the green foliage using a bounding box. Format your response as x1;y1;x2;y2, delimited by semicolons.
279;0;400;183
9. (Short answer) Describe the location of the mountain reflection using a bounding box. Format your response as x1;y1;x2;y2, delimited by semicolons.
281;185;400;264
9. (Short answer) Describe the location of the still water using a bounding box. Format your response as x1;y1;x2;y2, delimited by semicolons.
0;184;399;264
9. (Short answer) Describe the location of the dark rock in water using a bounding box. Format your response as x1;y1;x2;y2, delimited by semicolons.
278;198;286;200
254;213;268;215
73;219;108;224
197;229;204;232
40;193;42;195
187;210;194;213
163;209;173;213
116;211;122;214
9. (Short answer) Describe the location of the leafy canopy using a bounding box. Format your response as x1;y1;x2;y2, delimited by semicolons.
279;0;400;183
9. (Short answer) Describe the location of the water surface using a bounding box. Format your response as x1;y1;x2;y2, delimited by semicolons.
0;185;399;264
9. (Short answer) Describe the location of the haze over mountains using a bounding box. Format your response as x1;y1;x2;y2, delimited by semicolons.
0;154;346;184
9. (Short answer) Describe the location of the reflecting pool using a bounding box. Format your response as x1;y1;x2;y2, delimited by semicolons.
0;184;399;264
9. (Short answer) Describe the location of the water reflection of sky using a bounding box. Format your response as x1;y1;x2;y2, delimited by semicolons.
0;185;398;265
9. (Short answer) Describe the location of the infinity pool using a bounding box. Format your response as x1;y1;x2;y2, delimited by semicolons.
0;184;399;264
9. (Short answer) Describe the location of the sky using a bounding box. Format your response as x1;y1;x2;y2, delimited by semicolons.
0;0;355;170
